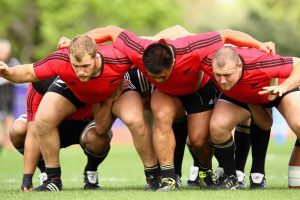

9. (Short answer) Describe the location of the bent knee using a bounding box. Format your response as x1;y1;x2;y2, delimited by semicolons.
189;138;209;149
291;121;300;135
210;122;231;139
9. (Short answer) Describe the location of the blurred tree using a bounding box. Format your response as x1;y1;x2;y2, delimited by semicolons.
234;0;300;56
2;0;299;61
0;0;182;62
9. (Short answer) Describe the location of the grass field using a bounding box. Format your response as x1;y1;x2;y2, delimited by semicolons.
1;138;300;200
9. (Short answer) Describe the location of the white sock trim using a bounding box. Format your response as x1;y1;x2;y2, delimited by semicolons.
288;166;300;187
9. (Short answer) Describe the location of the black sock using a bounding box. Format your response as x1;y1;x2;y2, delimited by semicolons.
295;138;300;147
84;146;110;172
37;157;46;173
173;118;188;177
16;147;24;155
198;162;212;171
144;165;160;178
250;123;270;175
160;164;176;180
212;137;236;177
45;167;61;179
187;144;200;167
234;124;250;172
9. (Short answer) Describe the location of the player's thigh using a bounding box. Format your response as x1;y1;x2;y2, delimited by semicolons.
35;92;76;126
277;91;300;133
210;99;250;132
188;109;213;143
112;90;144;123
151;89;182;123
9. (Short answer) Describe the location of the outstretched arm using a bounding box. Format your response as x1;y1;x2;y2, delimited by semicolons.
86;26;124;43
58;25;191;49
142;25;192;40
218;29;275;54
0;62;38;83
259;57;300;96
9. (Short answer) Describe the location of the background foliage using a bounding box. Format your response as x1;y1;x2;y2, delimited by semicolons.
0;0;299;62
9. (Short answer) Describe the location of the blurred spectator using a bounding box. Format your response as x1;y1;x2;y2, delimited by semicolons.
0;39;20;151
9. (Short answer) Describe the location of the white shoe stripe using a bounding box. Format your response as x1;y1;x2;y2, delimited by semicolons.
47;183;59;191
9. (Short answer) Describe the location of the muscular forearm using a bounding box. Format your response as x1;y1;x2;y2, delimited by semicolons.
93;102;114;135
1;64;38;83
86;26;124;43
24;122;42;174
280;57;300;91
219;29;263;48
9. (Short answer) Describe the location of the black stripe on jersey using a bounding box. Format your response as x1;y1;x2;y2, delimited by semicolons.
34;53;69;67
244;57;293;70
202;56;212;66
202;56;293;70
118;32;145;54
176;35;222;55
34;53;69;66
27;87;37;122
119;32;221;57
103;57;132;64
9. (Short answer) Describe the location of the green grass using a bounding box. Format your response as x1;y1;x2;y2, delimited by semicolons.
1;139;300;200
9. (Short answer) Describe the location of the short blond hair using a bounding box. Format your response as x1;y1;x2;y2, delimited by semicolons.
69;35;97;62
212;47;240;68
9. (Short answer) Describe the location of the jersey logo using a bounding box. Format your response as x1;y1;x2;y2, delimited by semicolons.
69;81;76;86
109;78;119;85
53;79;66;88
183;67;192;75
251;82;260;88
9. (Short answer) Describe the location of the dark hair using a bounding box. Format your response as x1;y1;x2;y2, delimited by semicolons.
143;43;174;74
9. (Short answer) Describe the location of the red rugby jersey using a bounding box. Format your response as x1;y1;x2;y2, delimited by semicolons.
33;44;132;103
201;47;293;103
114;30;223;95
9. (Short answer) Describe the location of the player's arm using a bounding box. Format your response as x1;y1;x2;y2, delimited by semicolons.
57;26;124;49
259;57;300;96
86;26;124;43
0;62;38;83
218;29;275;54
93;80;129;134
23;122;43;191
142;25;192;40
58;25;190;49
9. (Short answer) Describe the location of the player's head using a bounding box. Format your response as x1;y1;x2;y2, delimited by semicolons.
143;42;175;83
69;35;100;82
0;39;12;62
212;47;243;90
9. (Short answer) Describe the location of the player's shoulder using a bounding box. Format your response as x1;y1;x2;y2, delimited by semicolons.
97;44;128;59
48;48;70;60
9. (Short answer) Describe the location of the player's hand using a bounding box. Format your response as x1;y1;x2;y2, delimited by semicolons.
104;79;129;105
0;61;9;76
57;36;71;49
258;85;287;97
20;186;33;192
111;79;129;102
259;41;276;54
